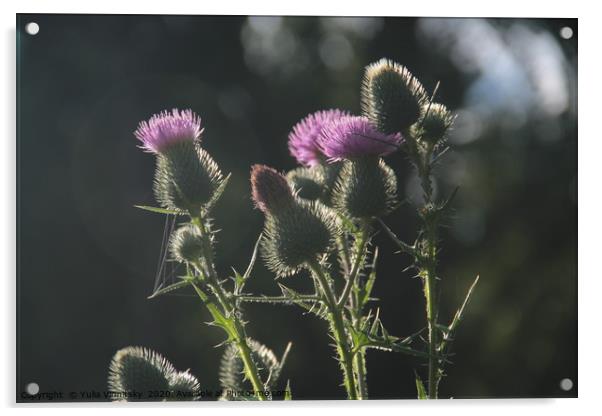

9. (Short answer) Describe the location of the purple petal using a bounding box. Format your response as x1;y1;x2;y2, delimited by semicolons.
318;116;402;161
288;109;350;166
134;109;203;154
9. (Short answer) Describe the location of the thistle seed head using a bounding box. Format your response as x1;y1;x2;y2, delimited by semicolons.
361;58;427;134
251;165;295;214
332;157;398;219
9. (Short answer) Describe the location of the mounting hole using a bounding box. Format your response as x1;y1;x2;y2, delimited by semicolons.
559;26;573;40
25;22;40;35
25;382;40;395
559;378;573;391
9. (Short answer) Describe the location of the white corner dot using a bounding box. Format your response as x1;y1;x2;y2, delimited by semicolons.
25;22;40;36
559;26;573;40
25;382;40;395
560;378;573;391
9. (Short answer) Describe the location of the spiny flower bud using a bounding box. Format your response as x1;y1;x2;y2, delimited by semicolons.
361;58;427;134
332;158;398;219
169;224;204;263
251;165;295;213
261;201;338;277
288;109;350;167
168;371;202;401
107;347;175;401
286;167;324;201
153;140;223;214
319;116;402;161
418;102;454;145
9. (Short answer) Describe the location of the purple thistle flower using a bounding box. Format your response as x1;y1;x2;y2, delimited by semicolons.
288;109;350;167
250;164;294;214
134;109;203;154
318;116;402;161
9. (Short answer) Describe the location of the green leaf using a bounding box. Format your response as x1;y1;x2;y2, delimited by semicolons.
134;205;183;215
284;380;293;400
147;278;192;299
415;373;427;399
441;275;480;351
358;247;378;308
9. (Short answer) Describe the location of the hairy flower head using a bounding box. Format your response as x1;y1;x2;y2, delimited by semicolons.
108;346;201;402
318;116;402;161
361;59;427;134
288;109;350;166
135;109;203;154
251;165;295;214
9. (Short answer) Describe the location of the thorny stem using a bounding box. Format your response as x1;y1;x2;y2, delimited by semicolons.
346;222;371;399
191;215;267;400
338;222;370;308
418;149;441;399
307;259;358;400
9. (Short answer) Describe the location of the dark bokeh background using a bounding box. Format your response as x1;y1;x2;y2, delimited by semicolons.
16;14;577;401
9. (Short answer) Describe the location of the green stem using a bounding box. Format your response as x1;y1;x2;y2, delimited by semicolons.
307;259;358;400
191;215;267;400
337;222;370;308
419;157;440;399
353;350;368;399
424;262;439;399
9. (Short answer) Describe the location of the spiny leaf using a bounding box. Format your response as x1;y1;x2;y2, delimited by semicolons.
441;275;480;350
147;278;193;299
284;380;293;400
134;205;183;215
358;247;379;308
415;372;427;399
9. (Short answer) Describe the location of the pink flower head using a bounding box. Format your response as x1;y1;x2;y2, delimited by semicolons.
288;109;350;167
134;109;203;154
318;116;402;161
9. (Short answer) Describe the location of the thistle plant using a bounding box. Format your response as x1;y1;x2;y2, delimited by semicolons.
240;112;432;400
109;58;478;402
361;58;479;399
108;109;290;401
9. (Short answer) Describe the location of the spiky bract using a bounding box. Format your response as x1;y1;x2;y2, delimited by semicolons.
261;201;338;277
361;58;427;134
153;140;224;214
107;347;175;401
417;102;454;145
167;371;202;401
169;223;204;263
286;167;324;201
332;158;398;219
